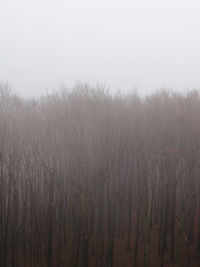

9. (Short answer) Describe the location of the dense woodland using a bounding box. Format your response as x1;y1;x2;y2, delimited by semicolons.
1;82;200;267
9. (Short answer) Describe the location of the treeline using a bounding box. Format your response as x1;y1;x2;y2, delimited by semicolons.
0;82;200;267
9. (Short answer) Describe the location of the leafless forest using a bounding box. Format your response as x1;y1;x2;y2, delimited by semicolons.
1;82;200;267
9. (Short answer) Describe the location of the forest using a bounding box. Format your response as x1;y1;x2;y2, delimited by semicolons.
0;82;200;267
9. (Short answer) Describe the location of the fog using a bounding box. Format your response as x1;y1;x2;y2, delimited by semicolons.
1;0;200;96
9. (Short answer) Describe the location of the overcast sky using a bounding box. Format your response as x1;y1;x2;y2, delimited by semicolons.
0;0;200;97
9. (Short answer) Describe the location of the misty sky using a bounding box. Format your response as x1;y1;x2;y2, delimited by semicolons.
1;0;200;97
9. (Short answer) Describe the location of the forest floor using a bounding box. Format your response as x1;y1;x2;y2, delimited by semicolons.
18;225;200;267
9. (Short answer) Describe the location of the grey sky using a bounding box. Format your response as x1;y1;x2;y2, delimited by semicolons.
0;0;200;97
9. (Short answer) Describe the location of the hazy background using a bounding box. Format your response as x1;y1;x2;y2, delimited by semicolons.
0;0;200;97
